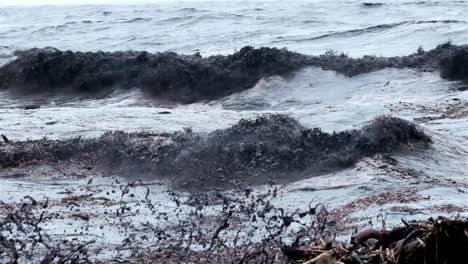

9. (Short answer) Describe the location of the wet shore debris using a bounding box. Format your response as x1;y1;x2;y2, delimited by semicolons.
2;184;466;263
284;217;468;264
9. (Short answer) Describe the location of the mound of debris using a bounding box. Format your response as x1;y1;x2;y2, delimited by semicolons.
0;115;431;189
284;217;468;264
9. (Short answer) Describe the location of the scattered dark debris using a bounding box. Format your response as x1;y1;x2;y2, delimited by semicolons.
429;204;467;213
415;100;468;122
361;2;385;8
388;99;468;123
328;190;428;226
72;213;91;221
0;198;94;263
1;185;466;264
23;104;41;110
388;205;423;214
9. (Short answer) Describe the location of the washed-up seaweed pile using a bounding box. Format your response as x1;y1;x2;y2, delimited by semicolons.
0;115;431;189
0;43;467;103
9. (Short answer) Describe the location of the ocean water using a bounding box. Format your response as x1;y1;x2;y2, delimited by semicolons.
1;0;468;59
0;0;468;259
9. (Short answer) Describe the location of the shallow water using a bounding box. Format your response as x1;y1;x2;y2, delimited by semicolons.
0;67;466;140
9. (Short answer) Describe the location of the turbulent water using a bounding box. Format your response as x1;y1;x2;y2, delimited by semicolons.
1;0;468;261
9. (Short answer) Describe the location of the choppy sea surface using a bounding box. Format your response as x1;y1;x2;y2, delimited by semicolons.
1;0;468;58
1;0;468;258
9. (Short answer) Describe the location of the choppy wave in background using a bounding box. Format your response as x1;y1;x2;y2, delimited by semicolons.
1;0;468;63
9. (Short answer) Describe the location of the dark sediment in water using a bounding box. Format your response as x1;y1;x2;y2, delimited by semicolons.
0;43;466;103
0;115;431;189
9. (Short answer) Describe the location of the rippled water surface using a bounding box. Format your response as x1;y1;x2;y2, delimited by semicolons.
1;0;468;60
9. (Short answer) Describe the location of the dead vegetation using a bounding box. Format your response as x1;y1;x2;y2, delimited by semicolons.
0;197;94;263
1;186;467;264
326;190;429;227
285;217;468;264
387;98;468;123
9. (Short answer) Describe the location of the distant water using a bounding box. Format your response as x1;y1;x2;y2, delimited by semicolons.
1;0;468;63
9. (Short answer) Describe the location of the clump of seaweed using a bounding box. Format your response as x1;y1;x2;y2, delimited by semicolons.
439;45;468;81
0;115;431;189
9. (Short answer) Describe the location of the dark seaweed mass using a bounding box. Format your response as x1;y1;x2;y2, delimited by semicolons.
310;42;461;76
439;45;468;81
0;46;307;103
361;2;385;7
0;115;431;189
0;43;466;103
